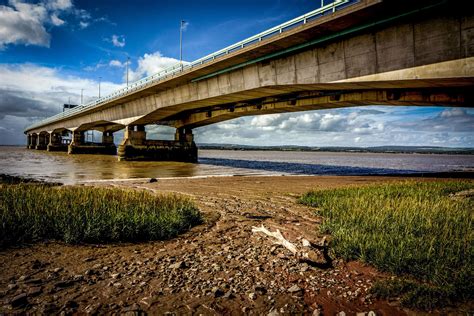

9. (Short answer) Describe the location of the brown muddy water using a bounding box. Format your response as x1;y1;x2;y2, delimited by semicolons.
0;146;473;184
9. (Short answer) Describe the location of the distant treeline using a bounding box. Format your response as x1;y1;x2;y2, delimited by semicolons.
198;144;474;155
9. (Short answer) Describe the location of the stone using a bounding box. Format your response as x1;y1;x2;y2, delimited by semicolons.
337;312;346;316
212;287;224;298
248;292;257;300
149;178;158;183
169;261;186;269
10;293;28;308
313;308;322;316
111;273;121;279
368;312;376;316
255;286;267;295
28;286;42;297
7;283;18;291
288;285;302;293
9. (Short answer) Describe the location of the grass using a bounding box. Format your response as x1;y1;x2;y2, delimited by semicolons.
299;181;473;309
0;184;202;247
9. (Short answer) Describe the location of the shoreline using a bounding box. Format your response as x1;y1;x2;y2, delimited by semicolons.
2;170;474;186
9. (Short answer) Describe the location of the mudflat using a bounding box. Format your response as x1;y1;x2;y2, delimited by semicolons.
0;175;462;315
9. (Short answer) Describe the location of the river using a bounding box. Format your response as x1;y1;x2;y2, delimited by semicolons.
0;146;472;184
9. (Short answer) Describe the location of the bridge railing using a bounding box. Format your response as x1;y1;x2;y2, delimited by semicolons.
26;0;358;131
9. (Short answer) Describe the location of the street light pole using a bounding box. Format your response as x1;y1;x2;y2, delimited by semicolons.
126;56;130;86
81;88;84;104
180;20;185;65
98;77;102;98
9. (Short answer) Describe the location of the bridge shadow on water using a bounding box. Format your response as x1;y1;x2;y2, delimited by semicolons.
198;157;423;176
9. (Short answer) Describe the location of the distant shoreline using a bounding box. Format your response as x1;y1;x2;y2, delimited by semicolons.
199;144;474;155
2;144;474;155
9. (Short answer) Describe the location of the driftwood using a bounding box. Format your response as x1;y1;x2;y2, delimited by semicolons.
251;224;332;268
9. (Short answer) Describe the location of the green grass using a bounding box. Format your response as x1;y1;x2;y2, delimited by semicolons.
0;184;202;247
299;181;473;309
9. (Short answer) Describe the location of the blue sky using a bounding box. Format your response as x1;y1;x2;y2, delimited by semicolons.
0;0;473;147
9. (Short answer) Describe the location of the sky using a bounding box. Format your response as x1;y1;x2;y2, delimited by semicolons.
0;0;473;147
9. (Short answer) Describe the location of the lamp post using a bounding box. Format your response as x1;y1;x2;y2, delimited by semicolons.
180;20;186;65
126;56;130;86
81;88;84;104
98;76;102;98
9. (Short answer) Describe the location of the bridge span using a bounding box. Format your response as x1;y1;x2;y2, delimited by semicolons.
24;0;474;161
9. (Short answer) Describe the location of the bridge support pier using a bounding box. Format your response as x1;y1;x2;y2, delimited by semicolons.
118;126;197;162
28;134;37;149
36;133;47;150
47;132;68;152
68;130;117;155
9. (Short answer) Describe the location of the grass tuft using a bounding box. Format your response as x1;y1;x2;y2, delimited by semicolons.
299;181;473;309
0;184;202;247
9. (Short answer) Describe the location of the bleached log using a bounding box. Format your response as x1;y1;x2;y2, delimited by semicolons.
251;225;298;254
252;224;333;268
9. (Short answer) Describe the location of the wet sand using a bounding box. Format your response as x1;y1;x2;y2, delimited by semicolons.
0;175;469;315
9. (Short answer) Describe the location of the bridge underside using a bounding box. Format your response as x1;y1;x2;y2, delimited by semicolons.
24;0;474;161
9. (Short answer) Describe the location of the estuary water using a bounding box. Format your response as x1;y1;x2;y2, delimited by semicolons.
0;146;473;184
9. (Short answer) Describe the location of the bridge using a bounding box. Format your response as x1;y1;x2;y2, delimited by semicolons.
24;0;474;161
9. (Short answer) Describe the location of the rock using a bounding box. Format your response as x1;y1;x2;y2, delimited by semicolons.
18;275;27;281
83;257;95;262
25;278;42;284
53;267;63;273
7;283;18;291
73;275;84;282
223;290;235;299
313;308;322;316
54;280;74;288
288;285;302;293
212;287;224;298
10;293;28;308
248;292;257;300
27;286;42;297
122;303;142;316
268;309;279;316
356;313;366;316
337;312;346;316
255;286;267;295
111;273;121;279
169;261;186;269
149;178;158;183
102;266;110;271
368;312;376;316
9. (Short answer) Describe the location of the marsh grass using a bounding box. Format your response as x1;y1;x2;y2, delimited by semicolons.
0;184;202;247
299;181;473;309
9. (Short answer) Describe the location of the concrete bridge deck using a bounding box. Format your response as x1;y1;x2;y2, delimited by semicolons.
24;0;474;161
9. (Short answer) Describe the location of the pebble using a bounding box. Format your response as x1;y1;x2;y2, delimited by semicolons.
248;292;257;300
287;285;302;293
10;293;28;308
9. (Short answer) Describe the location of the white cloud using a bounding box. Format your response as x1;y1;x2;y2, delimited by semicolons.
127;51;182;81
111;34;125;47
45;0;72;11
0;0;76;49
50;13;65;26
0;2;50;48
79;20;89;29
109;60;124;67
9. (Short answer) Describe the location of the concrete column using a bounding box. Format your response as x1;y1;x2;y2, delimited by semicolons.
36;133;47;150
102;131;114;144
69;130;116;155
26;134;31;149
29;134;37;149
47;132;67;152
174;127;194;143
118;125;197;162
